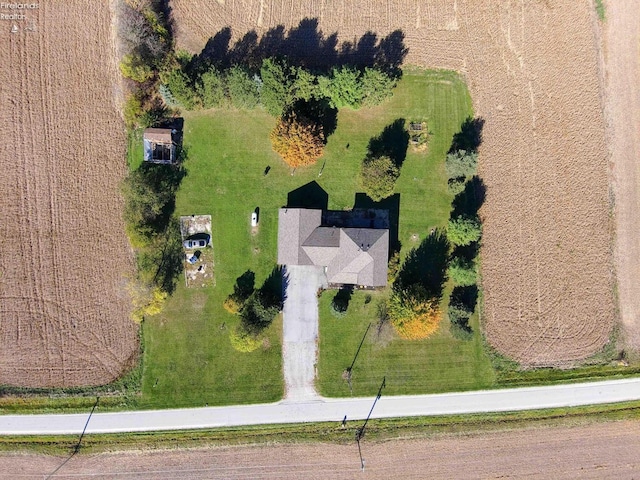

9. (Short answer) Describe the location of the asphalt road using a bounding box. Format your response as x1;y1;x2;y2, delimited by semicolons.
2;378;640;435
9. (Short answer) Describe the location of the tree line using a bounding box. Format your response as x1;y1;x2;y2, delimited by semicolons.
162;56;398;115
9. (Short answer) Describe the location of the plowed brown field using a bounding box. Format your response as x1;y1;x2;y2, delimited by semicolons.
170;0;615;365
0;3;137;387
2;420;640;479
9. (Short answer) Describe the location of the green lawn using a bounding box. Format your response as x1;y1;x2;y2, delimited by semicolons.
139;68;489;407
317;288;495;397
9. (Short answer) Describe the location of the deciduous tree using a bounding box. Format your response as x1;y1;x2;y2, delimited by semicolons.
388;287;442;340
361;67;396;107
360;155;400;201
270;113;325;168
260;58;296;116
227;66;260;109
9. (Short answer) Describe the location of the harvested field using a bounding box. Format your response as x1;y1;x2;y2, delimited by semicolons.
0;3;137;386
604;1;640;351
170;0;615;365
2;420;640;478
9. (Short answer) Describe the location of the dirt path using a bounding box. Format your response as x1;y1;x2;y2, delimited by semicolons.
0;3;137;387
170;0;615;366
604;1;640;351
2;420;639;479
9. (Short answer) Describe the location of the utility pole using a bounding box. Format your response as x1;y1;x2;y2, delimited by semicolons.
355;376;386;471
345;323;371;394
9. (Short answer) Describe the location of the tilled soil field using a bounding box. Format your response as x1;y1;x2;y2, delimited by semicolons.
170;0;615;365
0;3;137;387
605;1;640;351
2;420;639;478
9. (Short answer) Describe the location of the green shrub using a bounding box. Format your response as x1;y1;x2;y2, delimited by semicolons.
123;92;145;129
325;66;363;109
260;58;295;116
447;215;482;246
239;292;279;335
159;84;178;107
360;155;400;201
227;66;260;109
131;286;167;323
448;310;473;340
229;325;262;353
293;67;318;102
197;68;226;108
448;256;477;286
445;150;478;179
447;177;466;195
330;288;352;317
387;251;401;284
164;68;197;109
361;67;396;107
120;53;154;83
595;0;605;20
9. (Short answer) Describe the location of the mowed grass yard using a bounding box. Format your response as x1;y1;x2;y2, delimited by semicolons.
139;69;495;408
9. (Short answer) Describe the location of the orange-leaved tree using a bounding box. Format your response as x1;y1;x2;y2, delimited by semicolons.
388;286;442;340
270;112;325;168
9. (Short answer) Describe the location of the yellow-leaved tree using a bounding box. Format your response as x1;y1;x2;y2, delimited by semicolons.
388;286;442;340
270;112;325;168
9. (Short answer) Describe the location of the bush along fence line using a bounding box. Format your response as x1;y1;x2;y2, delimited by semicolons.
116;1;187;322
444;117;485;340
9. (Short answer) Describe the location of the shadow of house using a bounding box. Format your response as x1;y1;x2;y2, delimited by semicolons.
286;181;329;210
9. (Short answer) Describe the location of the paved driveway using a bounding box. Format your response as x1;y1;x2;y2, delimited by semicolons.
282;265;327;401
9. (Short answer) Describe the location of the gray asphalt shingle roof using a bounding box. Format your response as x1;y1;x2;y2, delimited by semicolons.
278;208;389;287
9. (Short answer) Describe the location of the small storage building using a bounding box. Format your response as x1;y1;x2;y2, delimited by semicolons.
143;128;177;164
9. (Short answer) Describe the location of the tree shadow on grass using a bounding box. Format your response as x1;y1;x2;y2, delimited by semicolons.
451;175;486;218
233;270;256;301
149;217;184;294
291;98;338;140
132;162;187;235
449;117;485;153
394;229;450;300
450;285;479;313
367;118;409;168
451;241;480;264
259;265;287;309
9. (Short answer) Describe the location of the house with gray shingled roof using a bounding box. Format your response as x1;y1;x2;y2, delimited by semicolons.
278;208;389;287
